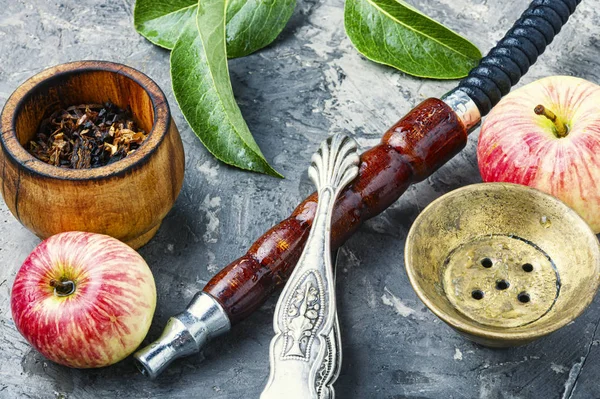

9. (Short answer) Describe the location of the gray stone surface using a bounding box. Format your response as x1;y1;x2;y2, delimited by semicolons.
1;0;600;398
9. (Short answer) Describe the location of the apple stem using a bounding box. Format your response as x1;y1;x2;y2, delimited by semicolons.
534;105;569;138
50;279;76;297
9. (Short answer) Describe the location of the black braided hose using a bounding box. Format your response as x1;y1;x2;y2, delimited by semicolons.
454;0;582;116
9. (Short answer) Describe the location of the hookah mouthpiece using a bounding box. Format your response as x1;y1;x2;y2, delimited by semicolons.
133;292;230;379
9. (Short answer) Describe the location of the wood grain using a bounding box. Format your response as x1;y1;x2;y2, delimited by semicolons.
204;98;468;323
0;61;185;249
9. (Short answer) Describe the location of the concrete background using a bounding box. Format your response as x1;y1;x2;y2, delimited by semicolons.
1;0;600;398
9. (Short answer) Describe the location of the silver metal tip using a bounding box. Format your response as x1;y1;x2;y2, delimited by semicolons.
133;318;194;379
133;292;231;379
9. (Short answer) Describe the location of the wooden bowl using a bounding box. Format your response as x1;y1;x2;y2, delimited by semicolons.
405;183;600;347
0;61;185;249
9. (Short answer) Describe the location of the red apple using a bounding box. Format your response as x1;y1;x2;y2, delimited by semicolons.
11;232;156;368
478;76;600;232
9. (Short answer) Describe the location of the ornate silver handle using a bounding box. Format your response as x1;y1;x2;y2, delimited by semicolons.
261;134;359;399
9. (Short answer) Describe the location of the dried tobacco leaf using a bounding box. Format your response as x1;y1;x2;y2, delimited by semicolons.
28;103;148;169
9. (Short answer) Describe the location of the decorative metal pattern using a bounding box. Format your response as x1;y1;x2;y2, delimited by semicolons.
282;270;325;360
261;134;359;399
441;89;481;133
315;312;342;399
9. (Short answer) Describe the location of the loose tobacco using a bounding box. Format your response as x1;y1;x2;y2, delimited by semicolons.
28;103;148;169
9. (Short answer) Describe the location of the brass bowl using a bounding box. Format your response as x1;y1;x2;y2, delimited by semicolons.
0;61;185;249
405;183;600;347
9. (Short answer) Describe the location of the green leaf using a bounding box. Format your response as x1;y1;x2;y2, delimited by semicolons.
225;0;296;58
171;2;282;177
344;0;481;79
134;0;197;49
134;0;296;57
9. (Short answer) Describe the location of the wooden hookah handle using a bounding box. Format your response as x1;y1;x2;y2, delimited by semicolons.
204;98;468;323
